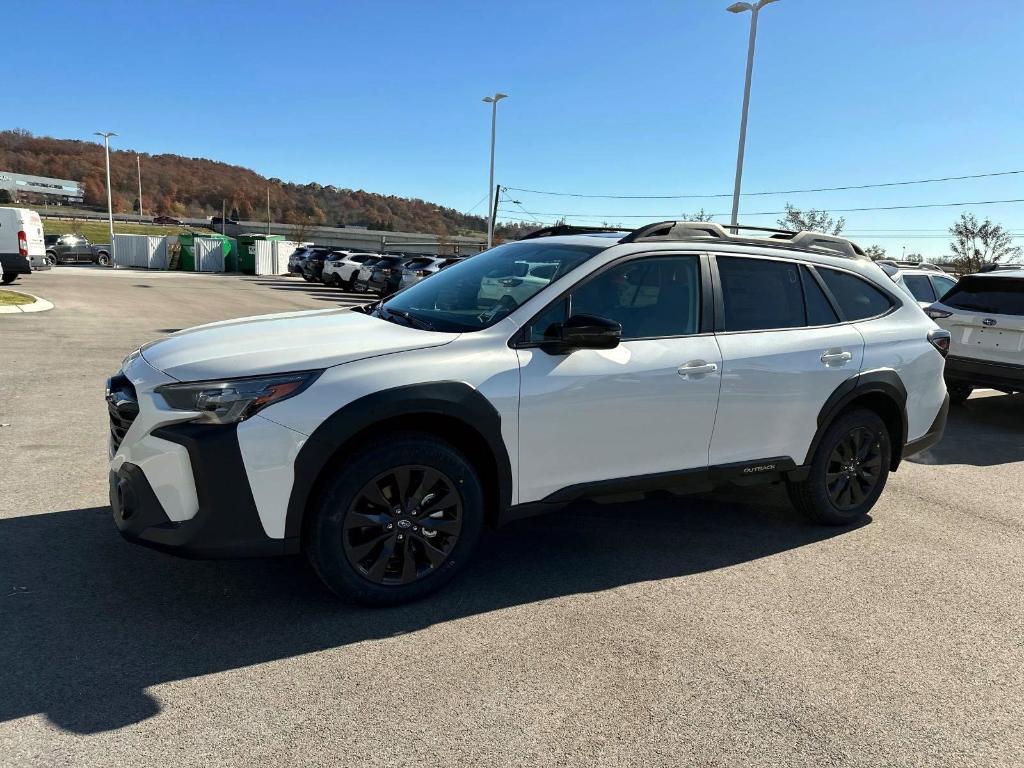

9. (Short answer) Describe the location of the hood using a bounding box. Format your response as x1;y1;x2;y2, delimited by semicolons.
140;307;455;381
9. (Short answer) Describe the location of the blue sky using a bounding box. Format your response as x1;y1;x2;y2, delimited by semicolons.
11;0;1024;257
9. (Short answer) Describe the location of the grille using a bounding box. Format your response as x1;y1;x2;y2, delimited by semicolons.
106;374;139;452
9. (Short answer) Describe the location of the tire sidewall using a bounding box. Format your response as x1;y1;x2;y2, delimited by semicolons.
307;433;485;605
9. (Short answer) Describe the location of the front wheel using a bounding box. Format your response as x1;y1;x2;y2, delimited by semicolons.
306;433;484;605
787;408;891;526
1;273;18;285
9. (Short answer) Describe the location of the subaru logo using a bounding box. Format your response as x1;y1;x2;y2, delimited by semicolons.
982;318;997;327
397;519;412;529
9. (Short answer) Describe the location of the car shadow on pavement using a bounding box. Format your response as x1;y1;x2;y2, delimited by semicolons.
907;392;1024;467
0;486;860;735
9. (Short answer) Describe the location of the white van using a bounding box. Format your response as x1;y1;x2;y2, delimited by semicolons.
0;207;45;284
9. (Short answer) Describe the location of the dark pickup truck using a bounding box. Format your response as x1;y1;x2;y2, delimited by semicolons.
45;234;111;266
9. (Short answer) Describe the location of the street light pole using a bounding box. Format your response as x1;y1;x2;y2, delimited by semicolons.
95;131;118;264
727;0;778;232
482;92;508;249
136;154;144;219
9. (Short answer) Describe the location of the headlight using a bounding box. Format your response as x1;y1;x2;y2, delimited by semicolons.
156;371;321;425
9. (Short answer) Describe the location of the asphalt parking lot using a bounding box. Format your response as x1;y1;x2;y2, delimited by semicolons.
2;267;1022;767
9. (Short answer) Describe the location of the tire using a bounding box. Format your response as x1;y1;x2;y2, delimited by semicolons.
97;253;110;266
306;432;485;606
1;273;18;285
947;383;973;405
787;408;891;526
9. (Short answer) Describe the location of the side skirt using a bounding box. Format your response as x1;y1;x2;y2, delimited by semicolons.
499;457;800;526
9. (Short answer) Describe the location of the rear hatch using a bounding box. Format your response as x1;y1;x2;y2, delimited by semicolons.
935;274;1024;365
21;210;45;256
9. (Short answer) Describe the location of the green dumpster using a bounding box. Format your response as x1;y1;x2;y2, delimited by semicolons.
177;233;237;271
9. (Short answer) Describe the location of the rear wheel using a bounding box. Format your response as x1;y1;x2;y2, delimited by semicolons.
306;433;484;605
787;408;891;526
1;273;18;285
947;383;973;405
96;253;110;266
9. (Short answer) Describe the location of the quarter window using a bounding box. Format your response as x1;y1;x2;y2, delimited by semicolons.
818;268;894;320
718;256;805;331
932;275;956;299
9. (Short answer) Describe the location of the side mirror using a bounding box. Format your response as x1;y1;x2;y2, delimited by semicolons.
542;313;622;354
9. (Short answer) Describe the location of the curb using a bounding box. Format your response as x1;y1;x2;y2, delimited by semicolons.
0;291;54;314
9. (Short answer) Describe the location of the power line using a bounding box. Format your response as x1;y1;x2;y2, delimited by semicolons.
503;168;1024;200
495;196;1024;220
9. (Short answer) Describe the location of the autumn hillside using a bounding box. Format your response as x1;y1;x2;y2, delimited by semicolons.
0;129;490;236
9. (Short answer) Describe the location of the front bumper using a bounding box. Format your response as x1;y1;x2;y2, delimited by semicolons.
945;355;1024;392
111;421;298;558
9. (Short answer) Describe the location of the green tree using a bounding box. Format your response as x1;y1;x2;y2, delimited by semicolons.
681;209;715;222
863;245;887;261
777;204;845;235
948;213;1022;273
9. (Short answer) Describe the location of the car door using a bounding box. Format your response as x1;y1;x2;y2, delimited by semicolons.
709;255;865;468
515;253;722;503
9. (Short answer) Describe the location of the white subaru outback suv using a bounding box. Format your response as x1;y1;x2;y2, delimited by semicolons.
107;221;950;605
924;264;1024;403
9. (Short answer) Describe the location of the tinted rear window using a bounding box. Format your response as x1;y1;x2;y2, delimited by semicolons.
818;268;893;321
902;274;936;302
942;276;1024;316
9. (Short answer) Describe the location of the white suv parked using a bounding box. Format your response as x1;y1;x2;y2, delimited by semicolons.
925;264;1024;403
876;260;958;308
322;251;378;289
107;221;950;605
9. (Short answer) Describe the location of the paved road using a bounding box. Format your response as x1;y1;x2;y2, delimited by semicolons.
2;267;1022;767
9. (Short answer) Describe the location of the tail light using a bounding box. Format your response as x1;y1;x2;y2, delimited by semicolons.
925;307;952;320
928;328;951;357
17;230;28;257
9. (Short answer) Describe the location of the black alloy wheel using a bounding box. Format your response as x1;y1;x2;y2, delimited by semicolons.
343;465;463;586
825;426;884;510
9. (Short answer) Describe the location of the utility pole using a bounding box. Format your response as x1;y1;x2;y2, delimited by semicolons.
94;131;118;265
136;154;144;219
222;199;226;236
491;183;502;246
266;186;271;235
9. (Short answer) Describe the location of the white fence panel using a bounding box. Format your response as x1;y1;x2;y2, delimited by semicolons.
274;240;302;274
112;234;172;269
254;240;277;275
195;238;225;272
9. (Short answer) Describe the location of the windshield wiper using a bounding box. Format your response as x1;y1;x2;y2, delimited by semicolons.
380;306;436;331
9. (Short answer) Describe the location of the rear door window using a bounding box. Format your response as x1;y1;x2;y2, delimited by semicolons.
801;266;839;325
718;256;805;331
941;276;1024;316
902;274;936;302
817;268;894;321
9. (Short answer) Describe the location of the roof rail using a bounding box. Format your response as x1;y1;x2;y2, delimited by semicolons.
876;259;946;272
521;224;634;240
978;263;1023;273
618;220;867;259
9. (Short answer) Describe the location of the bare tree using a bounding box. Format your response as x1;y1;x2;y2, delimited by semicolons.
777;204;845;235
948;213;1022;273
681;208;715;222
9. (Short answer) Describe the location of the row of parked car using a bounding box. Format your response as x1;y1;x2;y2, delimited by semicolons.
287;246;465;296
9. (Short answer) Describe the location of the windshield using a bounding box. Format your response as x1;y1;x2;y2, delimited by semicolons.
941;275;1024;315
379;241;605;332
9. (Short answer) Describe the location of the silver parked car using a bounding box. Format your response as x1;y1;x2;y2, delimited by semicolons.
398;256;464;290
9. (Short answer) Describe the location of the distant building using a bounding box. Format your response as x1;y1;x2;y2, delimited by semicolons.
0;171;84;204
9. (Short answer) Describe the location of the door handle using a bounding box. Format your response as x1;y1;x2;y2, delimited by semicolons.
820;350;853;365
677;361;718;377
